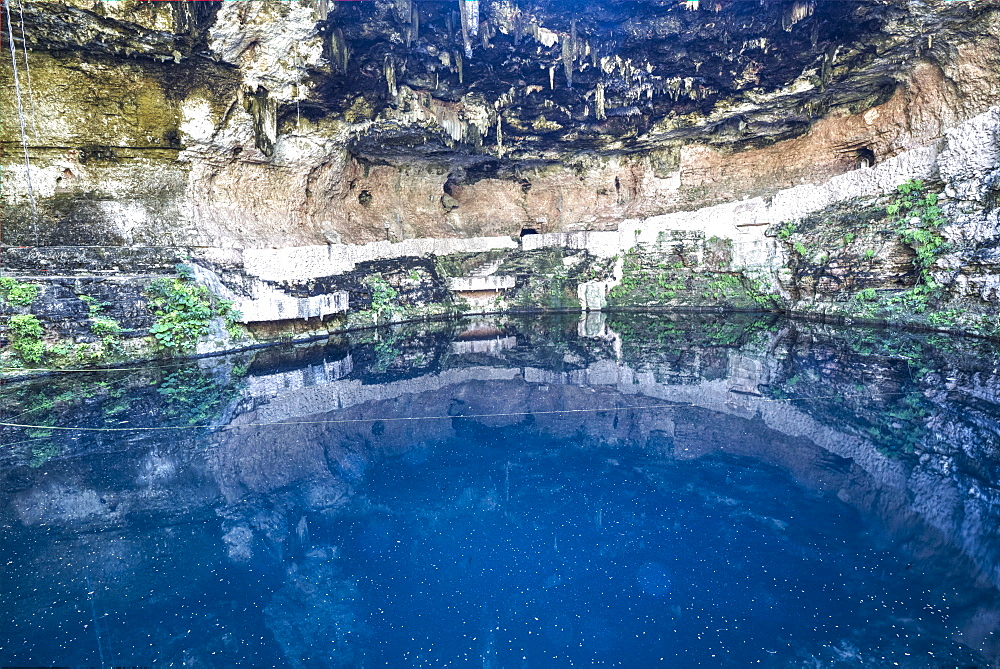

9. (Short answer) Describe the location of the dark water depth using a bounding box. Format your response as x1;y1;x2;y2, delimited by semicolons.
3;313;1000;667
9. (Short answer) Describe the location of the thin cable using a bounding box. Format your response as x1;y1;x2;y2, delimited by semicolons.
3;0;36;220
0;392;910;433
15;0;37;141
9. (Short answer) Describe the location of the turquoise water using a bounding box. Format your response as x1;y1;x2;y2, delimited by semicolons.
2;313;1000;666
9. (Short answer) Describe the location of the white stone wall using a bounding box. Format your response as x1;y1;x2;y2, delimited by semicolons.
244;236;519;281
189;262;348;323
447;275;517;291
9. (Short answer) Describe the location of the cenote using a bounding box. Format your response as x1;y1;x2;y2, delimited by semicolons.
2;313;1000;667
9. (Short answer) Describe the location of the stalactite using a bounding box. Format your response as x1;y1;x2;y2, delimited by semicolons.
596;82;606;120
481;20;490;49
561;21;575;88
455;50;464;84
384;56;397;98
783;0;813;30
496;115;503;157
820;45;839;90
245;85;276;157
331;28;349;74
411;4;419;46
459;0;472;58
316;0;329;21
465;0;479;37
396;0;411;25
549;65;555;90
571;19;577;57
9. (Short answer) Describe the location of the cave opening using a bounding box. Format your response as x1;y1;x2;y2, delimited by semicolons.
856;147;876;169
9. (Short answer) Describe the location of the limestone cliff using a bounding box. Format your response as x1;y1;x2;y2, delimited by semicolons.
1;0;1000;364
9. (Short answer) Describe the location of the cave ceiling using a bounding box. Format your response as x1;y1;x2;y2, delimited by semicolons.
15;0;998;176
313;0;980;166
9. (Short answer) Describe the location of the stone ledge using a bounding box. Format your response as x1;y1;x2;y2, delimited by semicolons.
447;275;516;291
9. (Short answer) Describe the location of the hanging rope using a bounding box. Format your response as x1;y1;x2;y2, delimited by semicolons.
15;0;39;142
3;0;37;220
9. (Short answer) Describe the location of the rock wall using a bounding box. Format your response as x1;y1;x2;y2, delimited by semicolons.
2;0;1000;364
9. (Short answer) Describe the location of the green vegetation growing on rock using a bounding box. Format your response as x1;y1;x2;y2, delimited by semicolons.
776;222;796;240
147;266;239;353
607;248;777;310
886;179;948;282
838;181;952;326
8;314;44;364
0;277;39;307
362;275;402;319
434;250;509;278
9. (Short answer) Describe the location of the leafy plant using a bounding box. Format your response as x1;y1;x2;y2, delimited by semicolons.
8;313;44;363
29;441;61;468
856;288;878;302
91;317;122;337
886;179;949;283
856;288;877;302
363;275;401;318
79;295;107;317
147;274;238;352
0;277;38;307
776;222;796;240
91;316;125;357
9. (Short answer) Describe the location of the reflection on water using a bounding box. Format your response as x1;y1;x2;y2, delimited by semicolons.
3;313;1000;666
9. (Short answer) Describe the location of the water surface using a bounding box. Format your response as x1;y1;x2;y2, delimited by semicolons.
2;313;1000;666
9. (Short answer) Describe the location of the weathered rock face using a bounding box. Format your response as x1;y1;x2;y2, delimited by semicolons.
2;0;999;247
2;0;1000;363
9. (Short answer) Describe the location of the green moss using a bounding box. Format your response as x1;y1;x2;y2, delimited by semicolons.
8;314;45;364
856;288;877;302
343;96;374;122
606;248;778;309
0;277;39;307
